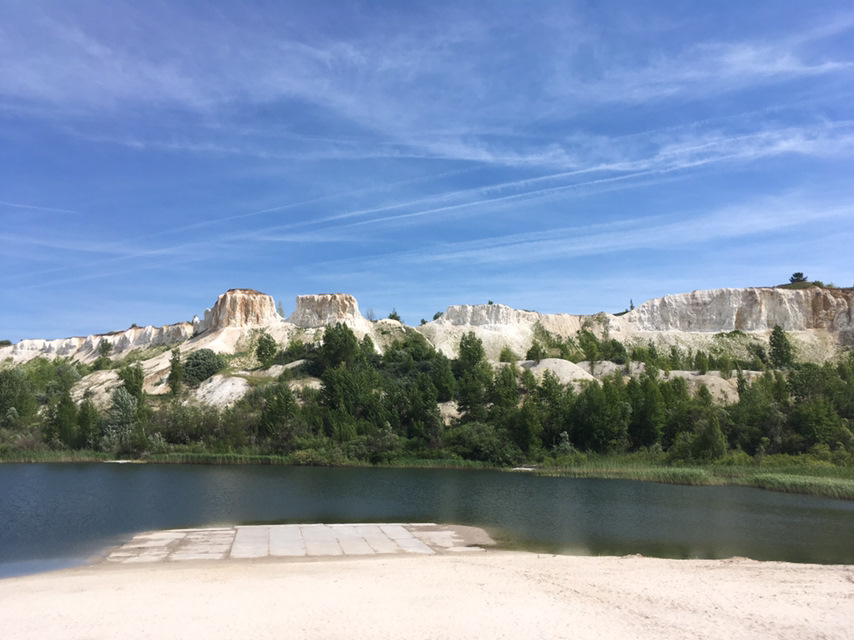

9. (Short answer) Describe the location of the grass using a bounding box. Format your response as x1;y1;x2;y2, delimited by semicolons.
0;449;110;463
537;454;854;500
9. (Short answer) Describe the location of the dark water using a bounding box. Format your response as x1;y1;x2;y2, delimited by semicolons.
2;463;853;577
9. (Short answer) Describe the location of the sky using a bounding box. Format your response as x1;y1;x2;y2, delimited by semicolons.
2;1;853;340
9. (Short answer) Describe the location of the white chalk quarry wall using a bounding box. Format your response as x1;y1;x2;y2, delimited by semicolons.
288;293;374;333
621;287;854;332
195;288;280;333
0;323;194;365
4;286;852;370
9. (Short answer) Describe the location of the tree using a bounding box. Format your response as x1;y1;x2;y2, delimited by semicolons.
526;340;546;362
183;349;226;386
167;348;184;396
454;332;493;423
627;376;665;450
790;272;807;284
388;308;402;323
76;398;100;449
769;325;794;368
255;331;277;369
46;391;78;447
0;368;38;424
100;387;141;455
93;340;113;371
316;323;360;373
117;363;145;402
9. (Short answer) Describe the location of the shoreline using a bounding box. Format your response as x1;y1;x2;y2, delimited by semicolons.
2;455;853;501
2;550;852;639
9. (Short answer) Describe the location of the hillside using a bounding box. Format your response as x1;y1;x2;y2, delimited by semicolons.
1;285;852;409
2;285;854;475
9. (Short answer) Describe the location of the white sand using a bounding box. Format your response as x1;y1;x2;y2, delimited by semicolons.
1;552;852;639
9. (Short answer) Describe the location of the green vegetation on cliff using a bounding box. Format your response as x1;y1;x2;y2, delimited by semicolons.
2;323;854;499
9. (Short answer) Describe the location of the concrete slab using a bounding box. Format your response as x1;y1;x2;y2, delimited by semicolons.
231;526;269;559
104;523;494;565
301;524;343;556
269;525;306;557
356;525;401;554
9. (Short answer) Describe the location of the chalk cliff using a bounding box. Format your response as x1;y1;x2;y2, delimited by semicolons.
287;293;373;333
0;323;194;365
194;289;280;333
3;286;852;372
621;287;854;333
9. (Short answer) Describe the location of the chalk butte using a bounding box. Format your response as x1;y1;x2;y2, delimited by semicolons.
4;286;853;373
288;293;373;333
195;288;280;333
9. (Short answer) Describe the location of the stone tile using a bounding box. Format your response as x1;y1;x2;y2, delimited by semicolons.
231;526;269;559
269;525;306;557
355;525;400;554
300;524;342;556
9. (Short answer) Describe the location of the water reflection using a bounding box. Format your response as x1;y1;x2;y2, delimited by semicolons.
1;463;853;577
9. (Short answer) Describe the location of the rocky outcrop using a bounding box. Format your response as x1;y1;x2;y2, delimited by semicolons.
622;287;854;333
288;293;372;332
439;304;541;327
420;303;590;360
0;322;194;365
4;286;853;370
195;289;280;333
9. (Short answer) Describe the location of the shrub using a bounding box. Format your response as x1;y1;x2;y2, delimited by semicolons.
499;346;518;363
183;349;226;386
255;332;277;369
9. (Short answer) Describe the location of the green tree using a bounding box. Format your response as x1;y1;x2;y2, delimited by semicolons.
388;308;402;323
498;346;518;363
117;363;145;402
45;391;78;447
258;383;299;440
100;387;142;455
790;272;807;283
526;340;546;362
627;376;665;450
769;325;794;368
454;332;493;423
183;349;226;386
76;398;100;449
694;351;709;375
508;399;542;453
315;323;360;374
167;348;184;396
255;332;278;369
430;354;456;402
570;377;630;453
0;368;38;424
93;340;113;371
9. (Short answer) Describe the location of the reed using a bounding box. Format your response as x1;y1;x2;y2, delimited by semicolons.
537;455;854;499
0;450;109;463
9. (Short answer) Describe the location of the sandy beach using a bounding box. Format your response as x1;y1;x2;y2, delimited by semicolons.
2;550;852;640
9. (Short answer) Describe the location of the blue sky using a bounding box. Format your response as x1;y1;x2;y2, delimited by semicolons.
2;1;853;340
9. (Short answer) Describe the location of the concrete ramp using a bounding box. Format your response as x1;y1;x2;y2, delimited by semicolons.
105;523;493;564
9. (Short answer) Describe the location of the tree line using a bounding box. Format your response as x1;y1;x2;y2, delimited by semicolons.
1;323;852;466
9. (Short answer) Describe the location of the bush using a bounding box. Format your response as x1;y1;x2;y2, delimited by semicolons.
255;332;277;369
499;346;518;363
183;349;226;386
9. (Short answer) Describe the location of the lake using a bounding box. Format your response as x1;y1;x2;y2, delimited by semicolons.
2;463;853;577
